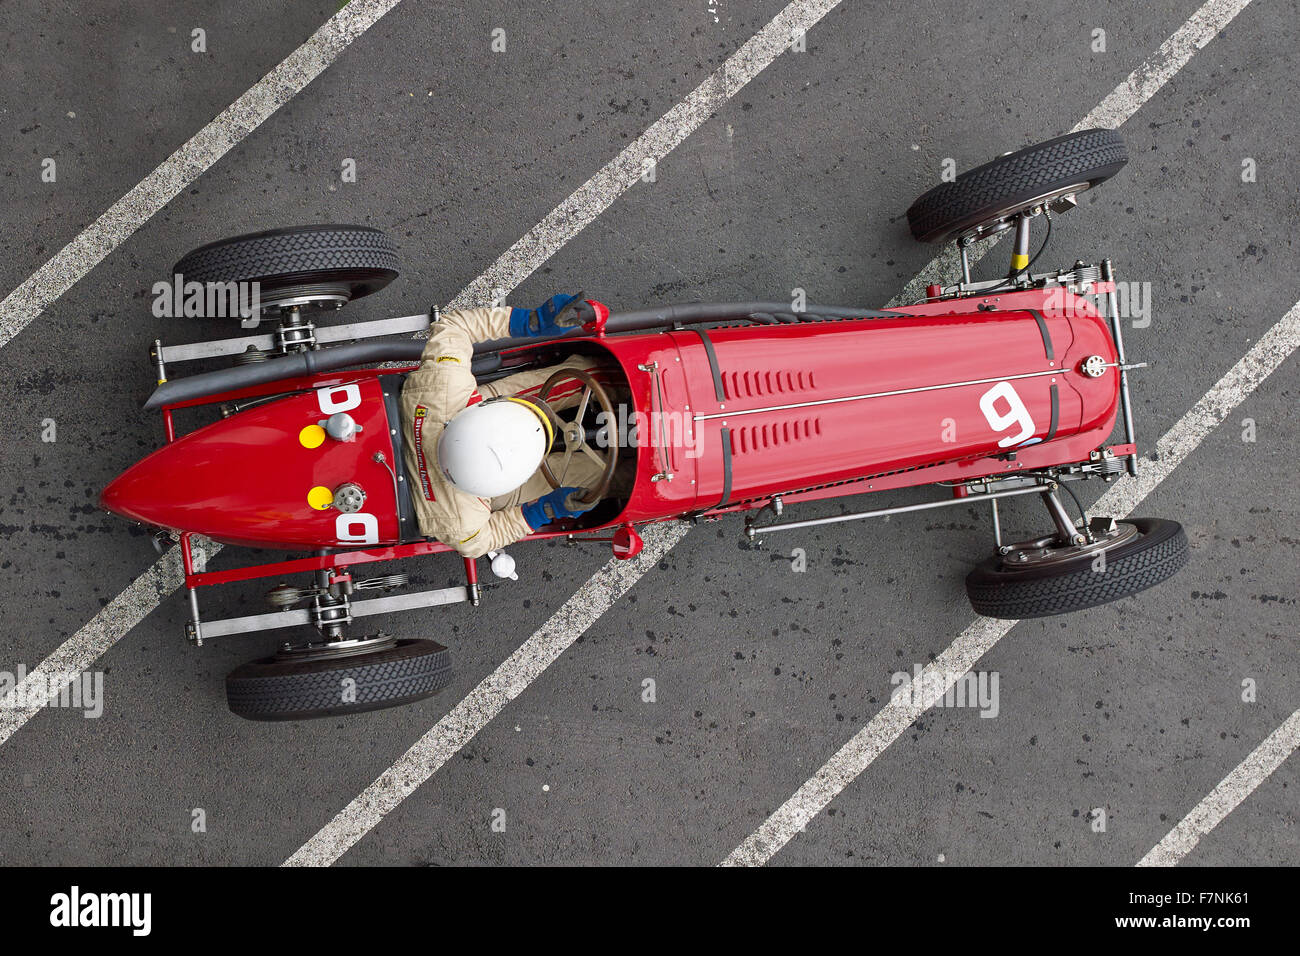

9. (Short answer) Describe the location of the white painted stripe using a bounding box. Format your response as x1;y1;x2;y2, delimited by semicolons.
0;0;408;742
0;0;404;351
1093;302;1300;519
286;0;1262;864
889;0;1255;308
722;298;1300;866
0;0;839;749
449;0;845;306
283;522;690;866
284;0;861;864
723;617;1018;868
0;537;220;745
1081;0;1253;131
1138;707;1300;866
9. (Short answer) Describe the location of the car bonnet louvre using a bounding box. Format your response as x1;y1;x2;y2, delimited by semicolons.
724;368;817;401
729;416;824;455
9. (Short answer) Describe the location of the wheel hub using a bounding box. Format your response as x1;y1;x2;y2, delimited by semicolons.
275;633;396;662
1001;521;1140;568
956;182;1091;244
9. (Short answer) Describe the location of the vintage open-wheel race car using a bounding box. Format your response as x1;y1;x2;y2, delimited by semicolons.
101;129;1187;721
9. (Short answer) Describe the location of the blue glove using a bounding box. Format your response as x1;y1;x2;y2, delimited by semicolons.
509;292;582;338
522;486;594;530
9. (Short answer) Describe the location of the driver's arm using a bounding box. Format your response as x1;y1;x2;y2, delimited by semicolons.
427;293;586;360
421;306;513;368
447;486;591;559
423;293;587;369
449;503;533;559
440;306;513;345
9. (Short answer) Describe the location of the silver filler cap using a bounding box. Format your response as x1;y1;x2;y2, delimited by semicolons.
332;483;366;513
321;412;363;442
1081;355;1107;378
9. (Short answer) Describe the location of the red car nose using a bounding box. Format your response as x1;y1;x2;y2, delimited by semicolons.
99;476;123;517
99;458;169;529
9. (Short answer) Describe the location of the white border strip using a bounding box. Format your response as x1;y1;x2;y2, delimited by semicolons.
889;0;1255;307
0;0;847;750
287;0;1263;865
1138;707;1300;866
0;538;219;744
722;299;1300;866
0;0;404;351
283;523;690;866
449;0;845;306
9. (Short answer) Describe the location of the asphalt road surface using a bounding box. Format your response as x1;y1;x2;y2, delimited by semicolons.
0;0;1295;866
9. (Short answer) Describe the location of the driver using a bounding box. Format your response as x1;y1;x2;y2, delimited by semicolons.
399;294;608;558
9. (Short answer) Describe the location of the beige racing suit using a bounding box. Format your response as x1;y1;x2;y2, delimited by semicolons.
399;307;601;558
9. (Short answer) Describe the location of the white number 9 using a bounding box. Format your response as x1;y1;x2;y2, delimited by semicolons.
979;381;1036;448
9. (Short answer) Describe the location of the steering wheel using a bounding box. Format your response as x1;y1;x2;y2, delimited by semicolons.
537;367;619;506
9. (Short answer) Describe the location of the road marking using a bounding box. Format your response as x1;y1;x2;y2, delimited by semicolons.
0;538;219;745
285;0;860;865
0;0;405;351
0;0;837;749
723;298;1300;866
0;0;406;741
284;0;1261;863
1083;0;1254;130
0;0;846;744
890;0;1256;308
449;0;846;306
1138;707;1300;866
283;522;689;866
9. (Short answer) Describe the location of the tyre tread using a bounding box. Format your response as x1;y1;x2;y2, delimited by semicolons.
907;129;1128;243
174;226;398;285
965;518;1188;619
226;639;451;721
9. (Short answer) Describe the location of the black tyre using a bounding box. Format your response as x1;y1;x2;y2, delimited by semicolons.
225;638;451;721
965;517;1187;620
172;224;399;314
907;129;1128;244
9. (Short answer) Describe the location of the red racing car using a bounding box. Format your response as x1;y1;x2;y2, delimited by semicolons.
102;129;1187;720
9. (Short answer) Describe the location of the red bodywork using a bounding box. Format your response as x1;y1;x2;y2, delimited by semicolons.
102;288;1123;588
104;378;401;549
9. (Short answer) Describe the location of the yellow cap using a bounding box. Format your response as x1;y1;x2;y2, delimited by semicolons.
307;486;334;511
299;424;326;449
504;396;554;448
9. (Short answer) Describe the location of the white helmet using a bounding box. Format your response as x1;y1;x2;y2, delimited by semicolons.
437;397;552;498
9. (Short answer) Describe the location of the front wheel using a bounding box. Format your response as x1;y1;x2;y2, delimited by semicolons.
906;129;1128;244
965;517;1187;619
225;637;451;721
172;224;399;316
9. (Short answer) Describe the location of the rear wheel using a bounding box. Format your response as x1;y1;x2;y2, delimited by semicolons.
906;129;1128;244
225;637;451;721
965;517;1187;619
172;224;399;315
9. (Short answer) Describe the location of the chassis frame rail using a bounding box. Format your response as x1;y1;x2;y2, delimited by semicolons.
745;482;1050;538
195;585;470;640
